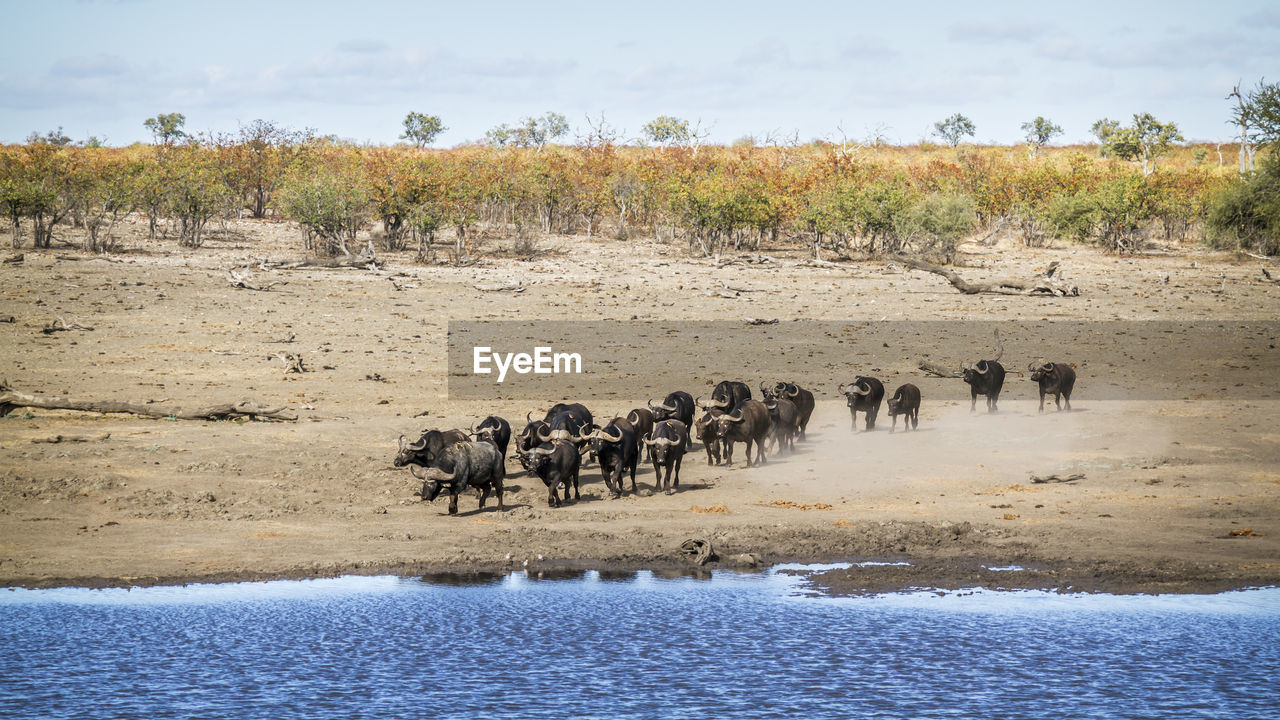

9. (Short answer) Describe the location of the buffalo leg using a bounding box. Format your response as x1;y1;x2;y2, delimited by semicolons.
571;469;580;500
447;494;459;515
866;406;878;430
1039;391;1046;413
970;390;978;413
911;409;919;429
672;457;682;490
850;409;858;430
1063;392;1071;412
629;461;637;492
890;414;897;433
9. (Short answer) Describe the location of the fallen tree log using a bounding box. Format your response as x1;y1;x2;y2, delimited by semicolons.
42;317;94;334
227;268;287;291
894;256;1079;296
0;384;296;421
257;247;381;271
918;360;962;378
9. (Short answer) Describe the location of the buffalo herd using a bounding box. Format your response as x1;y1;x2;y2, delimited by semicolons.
398;362;1077;514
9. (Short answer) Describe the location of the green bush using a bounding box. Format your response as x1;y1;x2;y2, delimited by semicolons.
1206;155;1280;255
897;192;977;262
278;160;370;256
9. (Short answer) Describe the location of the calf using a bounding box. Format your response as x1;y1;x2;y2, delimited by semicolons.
644;419;689;493
886;383;921;432
520;439;581;507
1028;361;1076;412
410;440;505;515
841;377;885;431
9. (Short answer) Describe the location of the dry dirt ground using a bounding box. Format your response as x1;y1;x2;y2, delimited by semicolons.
1;218;1278;594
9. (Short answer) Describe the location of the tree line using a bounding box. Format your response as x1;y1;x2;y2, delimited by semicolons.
3;83;1278;259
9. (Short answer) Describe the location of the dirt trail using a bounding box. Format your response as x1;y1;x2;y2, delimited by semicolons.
1;218;1277;592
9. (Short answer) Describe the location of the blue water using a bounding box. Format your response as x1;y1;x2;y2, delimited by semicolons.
2;568;1278;719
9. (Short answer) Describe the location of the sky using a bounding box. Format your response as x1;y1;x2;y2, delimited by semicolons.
2;0;1278;148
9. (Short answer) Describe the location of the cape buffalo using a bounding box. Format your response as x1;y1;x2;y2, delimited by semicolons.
649;391;695;428
471;415;511;462
395;429;469;468
763;397;799;453
963;360;1006;413
519;439;581;507
1029;361;1076;412
644;419;690;493
693;407;726;465
712;399;771;466
703;381;751;412
886;383;921;432
841;377;885;431
410;440;505;515
764;381;816;440
587;420;638;497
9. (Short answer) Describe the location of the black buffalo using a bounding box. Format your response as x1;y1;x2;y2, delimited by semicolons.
841;377;885;431
712;399;771;466
962;359;1006;413
1028;361;1076;412
644;419;689;493
763;382;816;439
543;402;595;460
471;415;511;461
395;428;469;468
886;383;921;432
587;420;638;497
409;440;505;515
763;397;799;453
703;381;751;412
649;391;695;428
515;413;551;468
693;407;726;465
519;439;581;507
626;407;655;456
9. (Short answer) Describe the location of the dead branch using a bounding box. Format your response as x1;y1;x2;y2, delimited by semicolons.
271;352;307;374
894;256;1079;296
745;317;779;325
0;384;296;421
227;268;287;292
1030;473;1085;484
265;333;296;344
474;282;525;293
3;253;23;264
918;360;962;378
42;317;94;334
31;433;112;444
258;247;381;271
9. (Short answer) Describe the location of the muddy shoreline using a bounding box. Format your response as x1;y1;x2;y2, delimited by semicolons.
2;220;1278;598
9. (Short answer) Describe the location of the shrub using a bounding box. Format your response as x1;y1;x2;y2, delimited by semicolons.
897;193;977;262
1205;154;1280;255
278;159;370;256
